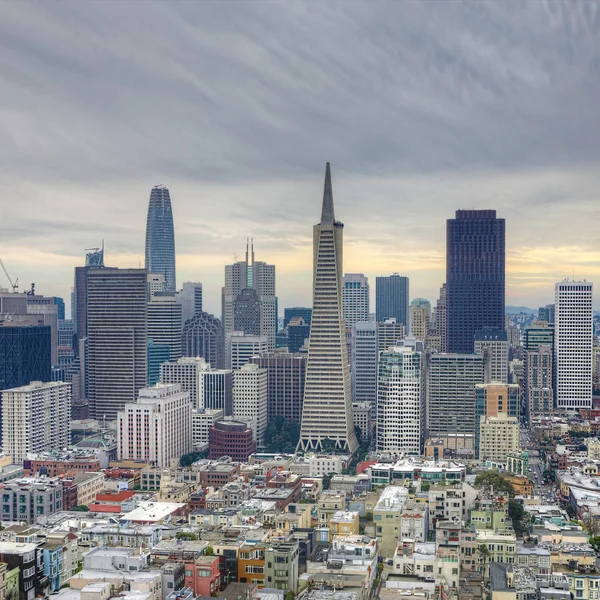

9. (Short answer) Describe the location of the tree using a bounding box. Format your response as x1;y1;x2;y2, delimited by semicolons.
474;471;516;498
205;546;215;556
508;499;526;535
176;532;198;541
72;505;90;512
322;473;333;491
263;417;300;454
565;504;576;519
589;536;600;553
180;449;208;467
478;544;490;576
285;592;295;600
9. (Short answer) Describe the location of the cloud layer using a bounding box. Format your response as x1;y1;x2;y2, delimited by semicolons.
0;1;599;315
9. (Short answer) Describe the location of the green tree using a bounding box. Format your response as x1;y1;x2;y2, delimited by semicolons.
565;504;577;519
322;473;333;491
589;536;600;553
180;449;208;467
72;505;90;512
176;532;198;541
474;471;516;498
285;592;295;600
263;417;301;454
205;546;215;556
508;499;526;535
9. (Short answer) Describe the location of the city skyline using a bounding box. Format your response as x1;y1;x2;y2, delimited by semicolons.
1;2;599;314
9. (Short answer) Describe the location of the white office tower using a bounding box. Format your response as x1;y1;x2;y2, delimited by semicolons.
147;274;166;299
175;282;203;324
147;293;183;360
298;163;359;453
555;280;593;410
376;341;424;455
233;363;268;445
352;322;378;416
117;383;191;467
223;240;276;366
230;332;268;371
474;327;509;384
2;381;71;464
377;319;405;353
160;357;232;413
192;408;223;449
343;274;370;329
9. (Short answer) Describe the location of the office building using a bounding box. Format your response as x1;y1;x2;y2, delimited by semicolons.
147;341;170;386
287;317;310;353
474;327;508;384
555;280;593;410
73;245;104;345
209;420;256;462
434;284;447;352
26;295;59;365
342;273;369;328
2;381;71;464
145;185;176;291
222;240;276;365
192;408;223;449
351;322;378;413
298;163;358;453
249;352;306;422
233;288;261;335
160;356;232;414
446;210;505;354
284;307;312;329
181;311;224;369
426;353;485;437
175;282;203;324
377;344;424;454
117;383;191;468
523;324;554;420
87;268;147;420
410;298;431;342
232;363;268;444
147;293;182;360
538;304;555;325
230;332;268;371
147;273;166;299
479;414;520;462
52;297;65;320
58;319;74;350
0;324;51;393
377;318;405;353
376;274;409;328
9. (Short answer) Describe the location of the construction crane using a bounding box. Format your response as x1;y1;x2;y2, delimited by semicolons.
0;258;18;292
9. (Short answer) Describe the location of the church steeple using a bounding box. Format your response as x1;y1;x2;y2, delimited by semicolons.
320;162;335;224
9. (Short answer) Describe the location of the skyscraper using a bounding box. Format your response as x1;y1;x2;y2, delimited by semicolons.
222;241;276;365
233;363;268;445
181;311;225;369
145;185;176;291
351;322;378;413
343;274;370;328
298;163;358;453
73;245;104;347
87;268;147;420
175;282;203;324
410;298;431;342
474;327;508;384
147;293;182;360
446;210;505;354
523;324;554;420
554;279;593;410
375;274;409;328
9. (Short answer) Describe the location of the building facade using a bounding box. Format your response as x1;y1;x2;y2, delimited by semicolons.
145;185;176;291
342;273;369;329
351;322;378;416
375;274;409;328
175;282;203;324
209;420;256;462
180;311;224;369
474;327;509;384
230;333;268;371
147;294;182;360
410;298;431;342
232;363;268;444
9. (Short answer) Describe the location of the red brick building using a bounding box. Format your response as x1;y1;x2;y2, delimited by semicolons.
209;421;255;463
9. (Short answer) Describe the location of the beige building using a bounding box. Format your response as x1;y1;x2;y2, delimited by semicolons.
410;299;430;342
587;437;600;460
75;472;106;506
329;510;360;541
232;363;268;444
479;413;520;463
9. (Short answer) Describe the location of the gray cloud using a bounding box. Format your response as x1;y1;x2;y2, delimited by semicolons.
0;1;599;313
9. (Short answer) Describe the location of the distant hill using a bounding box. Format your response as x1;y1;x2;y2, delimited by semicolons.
506;306;536;314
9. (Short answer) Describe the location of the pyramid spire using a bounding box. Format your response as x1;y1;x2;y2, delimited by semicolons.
320;162;335;224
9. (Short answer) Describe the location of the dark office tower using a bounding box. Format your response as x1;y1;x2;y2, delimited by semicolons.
446;210;505;354
538;304;555;325
287;317;310;353
181;312;225;369
87;268;147;420
250;352;306;423
375;274;409;328
73;246;104;346
145;185;176;291
52;298;65;321
283;307;312;329
233;288;262;335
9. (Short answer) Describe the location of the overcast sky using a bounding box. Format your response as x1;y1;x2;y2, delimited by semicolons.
1;1;599;316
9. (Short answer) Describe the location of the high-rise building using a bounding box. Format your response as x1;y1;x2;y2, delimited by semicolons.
233;288;262;335
117;383;191;467
147;340;170;386
249;352;306;423
2;381;71;464
192;408;223;450
58;319;74;350
538;304;555;325
145;185;176;291
147;274;166;299
343;274;369;328
230;333;268;371
446;210;505;354
181;311;224;369
147;294;182;360
426;353;485;437
434;284;447;352
52;297;65;321
26;295;59;365
375;274;409;328
233;363;268;445
479;414;520;463
283;307;312;329
523;324;554;420
376;343;425;455
175;282;203;324
73;245;104;346
287;317;310;353
87;268;147;420
474;327;508;384
410;298;431;342
297;163;358;453
222;241;276;366
351;322;378;413
377;319;405;353
555;279;593;410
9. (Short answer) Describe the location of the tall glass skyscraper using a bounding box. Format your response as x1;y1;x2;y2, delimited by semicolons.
446;210;505;354
375;274;409;328
145;186;176;291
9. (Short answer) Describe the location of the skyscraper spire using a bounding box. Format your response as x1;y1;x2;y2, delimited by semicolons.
320;162;335;224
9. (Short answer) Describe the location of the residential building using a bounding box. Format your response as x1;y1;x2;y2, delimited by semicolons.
87;267;147;420
426;353;485;437
329;510;360;540
343;274;369;328
264;540;299;593
446;210;505;354
180;311;225;369
233;363;268;444
183;556;220;597
476;529;516;577
117;383;192;468
555;279;593;410
209;420;256;462
0;540;41;600
147;293;182;360
410;298;431;342
479;414;520;463
249;352;306;422
298;164;358;454
376;274;409;329
230;333;268;371
2;381;71;464
523;324;554;420
474;327;509;384
175;282;203;324
145;185;176;291
0;478;63;523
